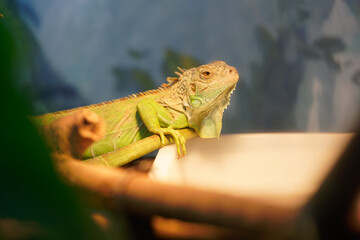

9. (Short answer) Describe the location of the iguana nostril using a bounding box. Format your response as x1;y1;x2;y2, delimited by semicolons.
228;67;237;75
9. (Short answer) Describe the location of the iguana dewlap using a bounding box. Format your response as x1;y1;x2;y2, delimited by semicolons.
34;61;239;166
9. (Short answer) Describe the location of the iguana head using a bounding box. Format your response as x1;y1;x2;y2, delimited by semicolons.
181;61;239;138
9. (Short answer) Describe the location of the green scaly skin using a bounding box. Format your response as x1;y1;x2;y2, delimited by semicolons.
34;61;239;167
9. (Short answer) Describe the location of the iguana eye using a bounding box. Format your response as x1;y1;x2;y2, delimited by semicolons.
200;70;212;79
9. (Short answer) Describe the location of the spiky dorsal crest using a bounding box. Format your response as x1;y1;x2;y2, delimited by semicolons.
166;67;186;84
36;67;188;119
166;77;179;84
177;67;185;73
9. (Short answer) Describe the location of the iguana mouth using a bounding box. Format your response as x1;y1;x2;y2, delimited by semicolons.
207;78;237;107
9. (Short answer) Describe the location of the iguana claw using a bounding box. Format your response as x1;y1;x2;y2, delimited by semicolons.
158;132;166;147
155;128;186;158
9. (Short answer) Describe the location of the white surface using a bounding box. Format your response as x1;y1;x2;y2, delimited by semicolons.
149;133;354;208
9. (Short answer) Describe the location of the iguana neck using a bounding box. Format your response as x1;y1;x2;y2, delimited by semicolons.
158;81;187;114
158;79;228;139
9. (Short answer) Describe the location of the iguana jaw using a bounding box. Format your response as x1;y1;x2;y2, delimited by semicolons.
184;61;239;138
187;83;237;138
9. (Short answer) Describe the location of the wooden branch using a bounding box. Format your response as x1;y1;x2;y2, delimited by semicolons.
42;109;105;159
56;157;299;231
41;107;197;167
45;110;299;232
84;128;198;166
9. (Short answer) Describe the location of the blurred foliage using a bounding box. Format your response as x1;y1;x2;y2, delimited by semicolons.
248;25;302;131
162;49;201;78
0;3;128;240
313;37;345;70
0;1;35;115
242;0;347;132
345;0;360;22
0;1;83;115
127;48;148;60
112;48;156;92
112;67;156;92
113;48;201;94
353;71;360;86
131;69;155;89
246;0;307;131
298;36;345;70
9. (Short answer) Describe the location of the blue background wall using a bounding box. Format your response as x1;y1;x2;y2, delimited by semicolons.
5;0;360;133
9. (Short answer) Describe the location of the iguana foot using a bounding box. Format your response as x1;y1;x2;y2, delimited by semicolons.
154;128;186;157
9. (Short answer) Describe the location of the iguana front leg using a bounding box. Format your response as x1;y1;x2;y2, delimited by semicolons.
137;100;188;157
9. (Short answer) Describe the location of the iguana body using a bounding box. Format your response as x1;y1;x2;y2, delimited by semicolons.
34;61;239;166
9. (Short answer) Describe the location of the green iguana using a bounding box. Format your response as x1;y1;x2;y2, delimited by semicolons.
34;61;239;167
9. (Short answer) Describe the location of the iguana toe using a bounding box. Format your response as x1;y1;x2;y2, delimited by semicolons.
156;128;186;158
158;132;166;146
173;130;186;158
